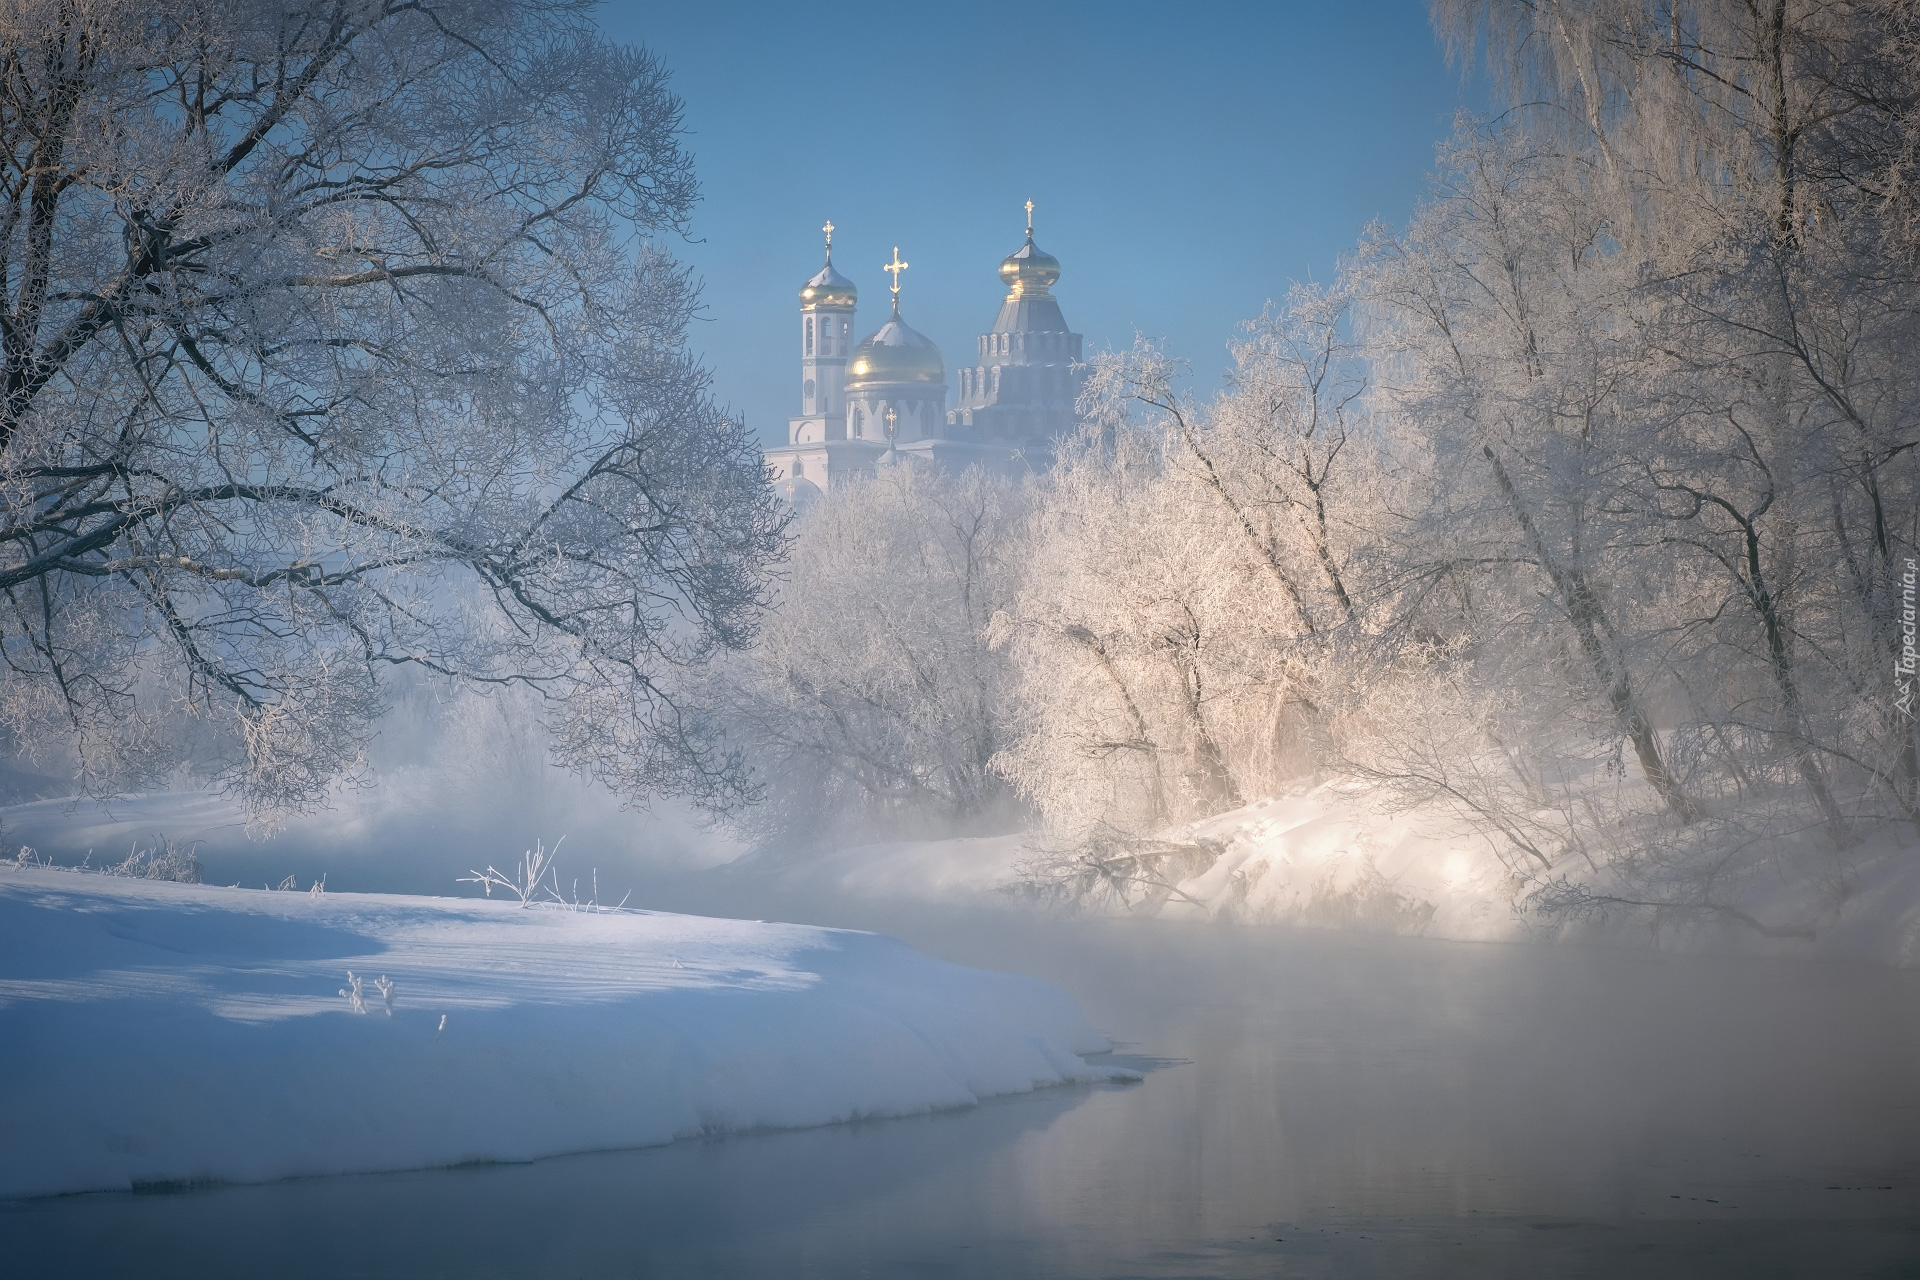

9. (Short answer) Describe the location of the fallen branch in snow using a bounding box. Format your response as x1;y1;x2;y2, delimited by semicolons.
1528;878;1816;941
1007;825;1224;915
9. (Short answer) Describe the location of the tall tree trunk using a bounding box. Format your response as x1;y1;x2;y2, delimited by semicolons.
1483;445;1698;821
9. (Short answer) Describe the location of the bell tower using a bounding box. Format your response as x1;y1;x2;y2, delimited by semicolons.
948;200;1084;455
791;221;858;445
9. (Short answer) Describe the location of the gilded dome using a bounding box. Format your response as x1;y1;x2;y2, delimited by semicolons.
847;305;945;387
800;258;857;310
998;233;1060;297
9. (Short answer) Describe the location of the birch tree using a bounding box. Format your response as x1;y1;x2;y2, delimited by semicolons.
1430;0;1920;837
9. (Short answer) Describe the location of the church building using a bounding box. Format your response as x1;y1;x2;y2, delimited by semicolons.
767;205;1085;501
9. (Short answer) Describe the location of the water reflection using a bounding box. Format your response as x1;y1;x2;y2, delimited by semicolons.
5;908;1918;1279
0;1075;1126;1279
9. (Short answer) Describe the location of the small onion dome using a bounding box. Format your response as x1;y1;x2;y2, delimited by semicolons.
847;307;944;386
998;234;1060;297
800;258;857;310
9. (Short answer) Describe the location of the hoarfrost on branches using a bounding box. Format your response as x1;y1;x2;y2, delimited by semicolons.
983;0;1919;924
0;0;785;825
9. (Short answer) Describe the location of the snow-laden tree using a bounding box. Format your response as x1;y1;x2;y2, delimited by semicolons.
993;292;1392;836
994;0;1917;927
0;0;784;822
1349;124;1708;828
1413;0;1920;840
711;465;1024;844
1410;0;1920;840
1311;0;1920;923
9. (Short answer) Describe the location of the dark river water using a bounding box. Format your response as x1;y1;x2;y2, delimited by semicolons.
5;896;1918;1279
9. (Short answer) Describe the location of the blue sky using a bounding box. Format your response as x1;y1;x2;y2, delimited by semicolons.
595;1;1476;444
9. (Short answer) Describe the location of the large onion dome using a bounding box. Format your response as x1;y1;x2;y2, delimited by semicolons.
998;231;1060;298
846;304;945;387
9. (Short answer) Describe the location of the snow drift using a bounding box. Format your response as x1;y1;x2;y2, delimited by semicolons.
0;868;1128;1200
736;782;1920;966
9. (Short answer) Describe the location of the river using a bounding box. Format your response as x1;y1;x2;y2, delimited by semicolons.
4;897;1917;1278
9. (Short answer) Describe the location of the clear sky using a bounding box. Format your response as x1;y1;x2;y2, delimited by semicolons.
594;1;1476;445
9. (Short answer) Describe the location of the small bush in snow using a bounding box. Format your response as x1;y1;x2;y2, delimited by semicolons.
106;836;203;883
338;971;393;1016
459;838;564;907
459;838;630;912
11;835;203;883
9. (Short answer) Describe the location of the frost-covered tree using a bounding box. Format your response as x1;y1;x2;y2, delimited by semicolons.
1321;0;1920;919
993;295;1390;836
1349;123;1707;827
712;466;1024;844
0;0;784;822
994;0;1919;927
1415;0;1920;839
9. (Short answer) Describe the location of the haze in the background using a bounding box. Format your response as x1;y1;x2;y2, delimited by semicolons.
596;0;1476;444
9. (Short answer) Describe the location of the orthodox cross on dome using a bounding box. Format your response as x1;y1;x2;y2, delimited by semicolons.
822;220;834;254
882;246;909;302
884;404;898;444
1025;199;1034;237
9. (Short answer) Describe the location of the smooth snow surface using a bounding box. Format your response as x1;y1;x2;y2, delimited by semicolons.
0;868;1127;1199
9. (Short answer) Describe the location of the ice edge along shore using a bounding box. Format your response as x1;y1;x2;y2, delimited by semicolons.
0;869;1133;1200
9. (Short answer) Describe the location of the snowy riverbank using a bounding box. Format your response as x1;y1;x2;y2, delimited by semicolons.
0;868;1129;1200
729;785;1920;967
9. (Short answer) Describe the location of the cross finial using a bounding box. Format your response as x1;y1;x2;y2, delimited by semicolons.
822;220;834;255
883;246;908;300
1025;199;1035;237
884;404;898;443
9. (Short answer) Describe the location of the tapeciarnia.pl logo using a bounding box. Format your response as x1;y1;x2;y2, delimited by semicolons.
1898;558;1917;719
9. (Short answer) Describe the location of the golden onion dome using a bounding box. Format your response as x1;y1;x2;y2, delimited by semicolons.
846;305;945;387
800;257;857;310
998;233;1060;297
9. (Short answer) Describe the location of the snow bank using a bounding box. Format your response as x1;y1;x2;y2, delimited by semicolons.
1166;785;1518;938
1164;786;1920;963
0;868;1128;1200
727;785;1513;934
741;783;1920;965
0;783;734;897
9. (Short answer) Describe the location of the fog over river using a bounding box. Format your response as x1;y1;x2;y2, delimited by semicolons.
6;877;1916;1279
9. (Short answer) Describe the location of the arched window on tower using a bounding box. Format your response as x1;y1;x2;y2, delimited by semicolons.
805;316;814;356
